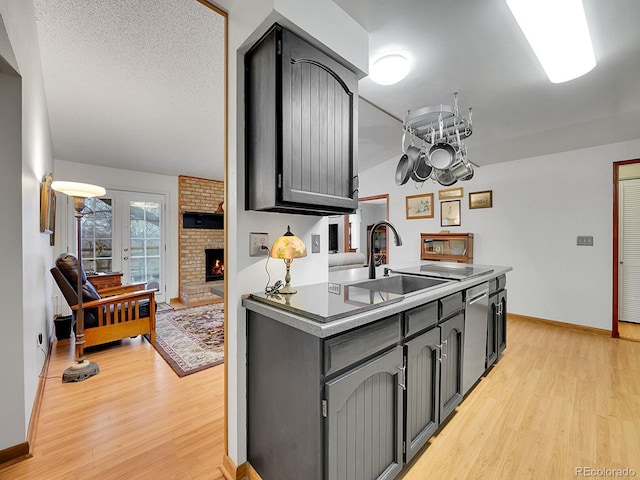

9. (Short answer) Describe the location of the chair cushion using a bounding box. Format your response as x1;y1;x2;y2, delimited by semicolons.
55;253;101;302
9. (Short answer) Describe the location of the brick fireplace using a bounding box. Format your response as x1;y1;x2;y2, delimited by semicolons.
178;175;224;305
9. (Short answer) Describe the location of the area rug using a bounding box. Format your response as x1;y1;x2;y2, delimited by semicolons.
147;303;224;377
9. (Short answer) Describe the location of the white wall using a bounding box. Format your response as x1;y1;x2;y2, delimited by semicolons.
0;0;55;451
53;159;180;302
359;138;640;330
223;0;367;465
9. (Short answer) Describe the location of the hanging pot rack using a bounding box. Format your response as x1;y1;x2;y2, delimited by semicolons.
397;92;475;187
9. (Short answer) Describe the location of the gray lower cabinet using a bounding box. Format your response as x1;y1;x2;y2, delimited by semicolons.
405;313;465;463
438;313;465;422
487;288;508;370
325;346;404;480
497;290;508;358
405;327;440;462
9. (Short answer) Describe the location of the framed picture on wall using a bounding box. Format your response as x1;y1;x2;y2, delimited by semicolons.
40;174;55;234
441;200;461;227
438;187;463;200
469;190;493;209
406;193;434;219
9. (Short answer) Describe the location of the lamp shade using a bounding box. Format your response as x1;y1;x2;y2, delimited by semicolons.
271;226;307;259
51;181;106;198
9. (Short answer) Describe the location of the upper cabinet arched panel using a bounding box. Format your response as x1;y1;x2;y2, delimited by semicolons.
245;24;359;215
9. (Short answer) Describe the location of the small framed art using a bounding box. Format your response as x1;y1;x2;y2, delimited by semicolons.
406;193;434;219
441;200;461;227
469;190;493;209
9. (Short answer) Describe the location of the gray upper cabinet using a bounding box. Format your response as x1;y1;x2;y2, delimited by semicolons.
245;24;359;215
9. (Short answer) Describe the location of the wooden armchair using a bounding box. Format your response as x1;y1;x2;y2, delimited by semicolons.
51;253;156;348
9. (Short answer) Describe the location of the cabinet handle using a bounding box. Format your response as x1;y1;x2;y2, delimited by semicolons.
442;339;448;359
437;343;443;363
398;358;407;390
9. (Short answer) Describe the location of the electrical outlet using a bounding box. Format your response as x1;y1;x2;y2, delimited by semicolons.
250;232;269;256
311;234;320;253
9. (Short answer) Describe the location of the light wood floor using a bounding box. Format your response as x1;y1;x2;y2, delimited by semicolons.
619;321;640;342
0;337;225;480
2;317;640;480
402;316;640;479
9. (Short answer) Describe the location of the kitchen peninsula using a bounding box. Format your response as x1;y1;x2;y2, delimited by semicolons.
243;262;511;480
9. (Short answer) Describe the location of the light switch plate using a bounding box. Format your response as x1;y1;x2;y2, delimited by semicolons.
311;234;321;253
250;232;269;256
577;235;594;246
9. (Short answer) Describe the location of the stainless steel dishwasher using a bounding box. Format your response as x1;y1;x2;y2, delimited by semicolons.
463;282;489;394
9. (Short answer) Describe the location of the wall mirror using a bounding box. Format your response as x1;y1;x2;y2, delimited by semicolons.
328;194;390;266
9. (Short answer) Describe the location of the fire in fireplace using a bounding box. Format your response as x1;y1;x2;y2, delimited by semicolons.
205;248;224;281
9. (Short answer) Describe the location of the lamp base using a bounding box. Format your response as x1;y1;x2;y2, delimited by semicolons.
62;360;100;383
279;284;297;294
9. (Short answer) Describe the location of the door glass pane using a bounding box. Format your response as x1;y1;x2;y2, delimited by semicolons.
129;200;162;288
81;197;113;273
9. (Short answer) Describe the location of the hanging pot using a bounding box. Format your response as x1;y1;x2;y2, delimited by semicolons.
434;168;457;186
411;153;433;182
451;159;473;180
429;142;456;170
395;153;414;186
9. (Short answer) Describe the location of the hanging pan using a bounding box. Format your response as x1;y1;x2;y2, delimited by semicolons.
429;142;456;170
395;154;413;185
411;153;433;182
396;130;416;186
434;168;457;186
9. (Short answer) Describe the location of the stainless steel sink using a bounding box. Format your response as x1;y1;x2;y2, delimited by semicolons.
351;275;449;296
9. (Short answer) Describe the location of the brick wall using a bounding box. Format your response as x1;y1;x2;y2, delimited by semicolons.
179;176;224;290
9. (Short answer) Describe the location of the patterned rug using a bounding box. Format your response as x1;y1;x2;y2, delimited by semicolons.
146;303;224;377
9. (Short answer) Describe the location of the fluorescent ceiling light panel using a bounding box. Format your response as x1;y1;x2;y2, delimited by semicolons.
506;0;596;83
370;54;410;85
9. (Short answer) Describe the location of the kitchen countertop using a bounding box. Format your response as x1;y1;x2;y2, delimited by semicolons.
243;261;512;338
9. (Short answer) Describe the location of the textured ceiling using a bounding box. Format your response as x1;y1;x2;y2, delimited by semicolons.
34;0;225;179
33;0;640;179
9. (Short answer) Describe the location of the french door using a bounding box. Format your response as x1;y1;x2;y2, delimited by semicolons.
79;190;165;302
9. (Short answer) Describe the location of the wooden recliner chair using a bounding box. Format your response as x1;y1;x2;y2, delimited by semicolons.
50;253;156;347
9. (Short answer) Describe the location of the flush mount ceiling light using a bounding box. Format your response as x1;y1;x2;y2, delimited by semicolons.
507;0;596;83
369;54;410;85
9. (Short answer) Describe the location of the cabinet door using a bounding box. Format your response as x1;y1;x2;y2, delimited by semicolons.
439;313;464;422
280;28;358;211
497;290;508;358
325;346;403;480
486;293;499;369
405;327;440;463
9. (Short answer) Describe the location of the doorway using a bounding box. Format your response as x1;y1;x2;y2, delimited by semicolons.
613;159;640;341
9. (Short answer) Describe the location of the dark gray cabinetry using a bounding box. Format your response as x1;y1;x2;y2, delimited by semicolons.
487;276;508;369
404;298;464;463
437;313;465;422
325;346;404;480
245;24;359;215
497;290;508;358
486;296;499;368
247;311;401;480
405;327;440;462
